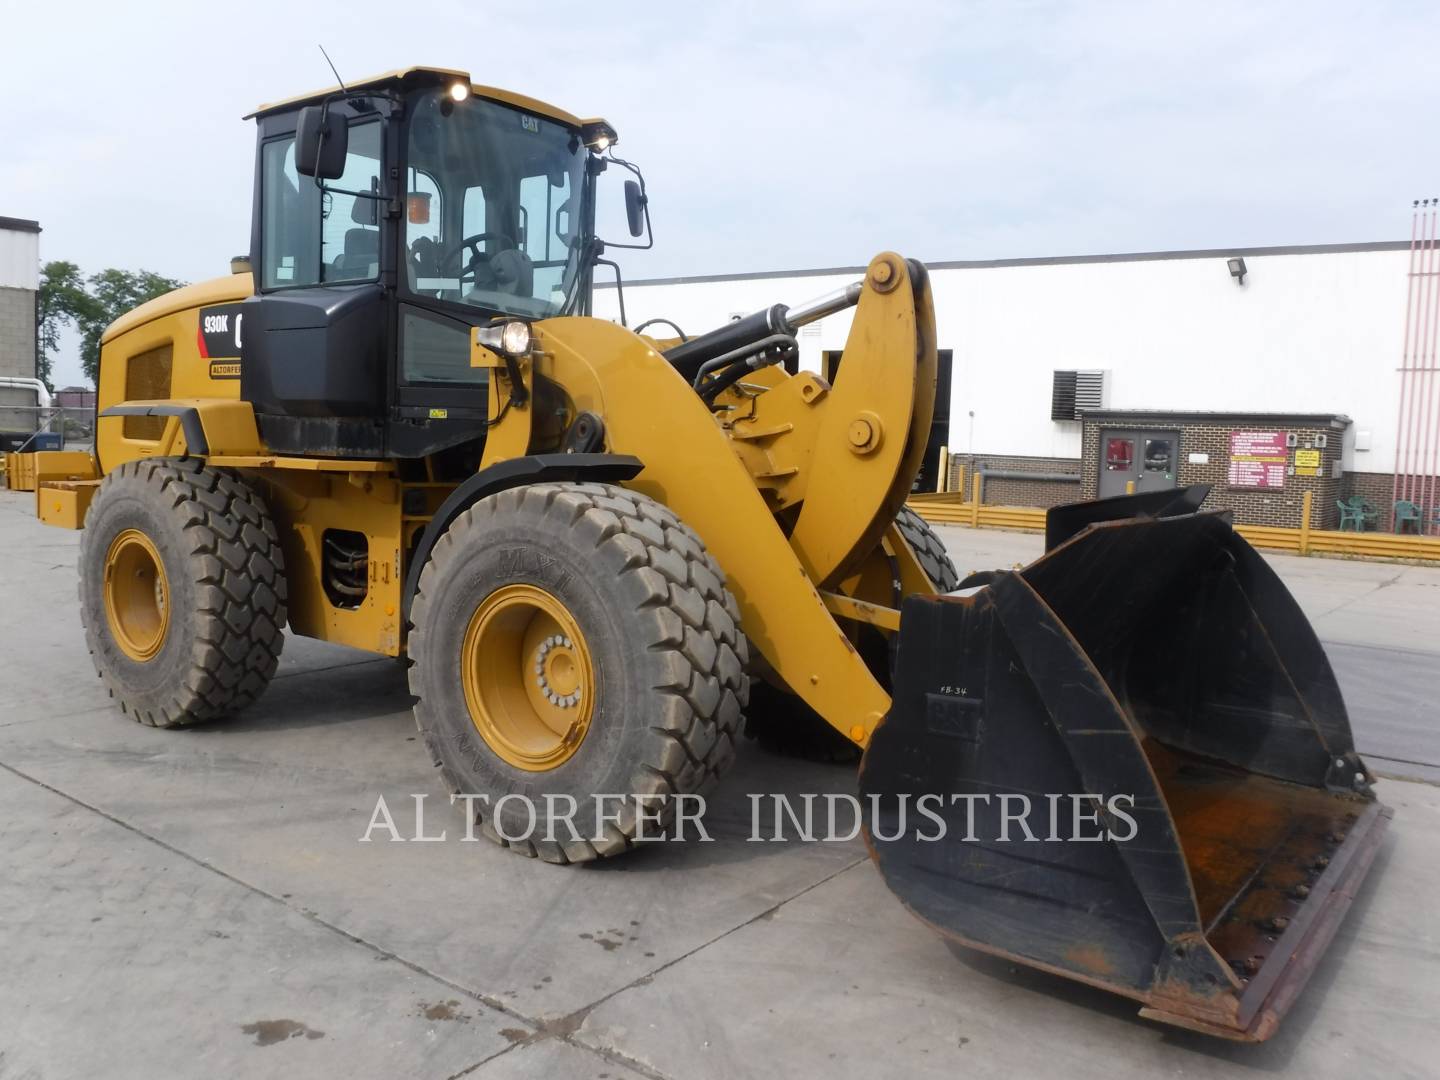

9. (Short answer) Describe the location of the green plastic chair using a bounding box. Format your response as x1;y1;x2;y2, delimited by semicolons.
1337;499;1364;531
1336;496;1376;532
1394;500;1422;534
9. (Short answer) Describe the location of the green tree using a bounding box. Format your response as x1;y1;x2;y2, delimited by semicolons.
76;269;186;384
37;260;96;390
35;262;185;388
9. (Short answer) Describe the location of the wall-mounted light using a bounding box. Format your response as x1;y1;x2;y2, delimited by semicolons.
1227;257;1248;286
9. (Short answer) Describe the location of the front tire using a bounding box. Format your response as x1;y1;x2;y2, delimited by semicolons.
408;482;748;863
78;458;287;727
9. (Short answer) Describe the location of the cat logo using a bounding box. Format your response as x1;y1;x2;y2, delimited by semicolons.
520;114;539;134
429;407;449;419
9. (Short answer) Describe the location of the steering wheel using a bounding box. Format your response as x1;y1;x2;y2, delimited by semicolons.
439;232;517;283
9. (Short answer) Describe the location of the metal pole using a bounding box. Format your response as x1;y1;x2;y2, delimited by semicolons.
1420;200;1440;533
1394;204;1423;519
1406;206;1437;503
1299;489;1313;555
1405;208;1428;506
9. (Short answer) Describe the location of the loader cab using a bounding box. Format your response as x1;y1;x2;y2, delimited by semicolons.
240;69;605;459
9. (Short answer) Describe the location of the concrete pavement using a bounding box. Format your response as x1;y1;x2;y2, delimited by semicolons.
1;492;1437;1079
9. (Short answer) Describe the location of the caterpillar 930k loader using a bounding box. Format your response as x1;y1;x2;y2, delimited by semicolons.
24;67;1389;1042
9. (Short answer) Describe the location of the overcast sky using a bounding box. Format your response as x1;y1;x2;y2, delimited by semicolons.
4;0;1437;387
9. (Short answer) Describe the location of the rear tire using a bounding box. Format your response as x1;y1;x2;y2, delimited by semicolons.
408;482;748;863
894;506;960;591
745;508;959;763
744;678;861;764
78;457;287;727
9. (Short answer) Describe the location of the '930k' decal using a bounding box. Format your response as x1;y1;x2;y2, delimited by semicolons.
197;303;246;379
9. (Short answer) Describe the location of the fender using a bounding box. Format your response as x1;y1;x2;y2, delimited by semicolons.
400;452;643;621
96;398;262;473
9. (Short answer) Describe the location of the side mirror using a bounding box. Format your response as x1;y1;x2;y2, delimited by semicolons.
624;179;646;238
296;106;348;180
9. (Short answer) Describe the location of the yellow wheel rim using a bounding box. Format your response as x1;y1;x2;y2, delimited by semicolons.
103;529;170;662
460;584;596;772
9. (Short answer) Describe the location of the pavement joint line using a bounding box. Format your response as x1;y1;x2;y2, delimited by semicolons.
441;1038;524;1080
558;852;870;1078
1367;751;1440;770
435;851;872;1080
0;703;110;729
1319;636;1440;659
1313;571;1405;619
0;751;859;1080
0;755;552;1041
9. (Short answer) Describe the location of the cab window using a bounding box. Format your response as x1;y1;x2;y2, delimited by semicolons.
259;119;383;289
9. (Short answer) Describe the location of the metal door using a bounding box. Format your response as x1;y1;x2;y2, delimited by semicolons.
1098;429;1180;498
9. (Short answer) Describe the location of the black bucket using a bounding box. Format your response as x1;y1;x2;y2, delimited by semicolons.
860;488;1391;1040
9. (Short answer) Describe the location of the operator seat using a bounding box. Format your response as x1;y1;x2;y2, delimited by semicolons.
469;248;534;299
330;197;380;281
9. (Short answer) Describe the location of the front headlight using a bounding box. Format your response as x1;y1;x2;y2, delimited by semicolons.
500;320;532;357
475;320;533;357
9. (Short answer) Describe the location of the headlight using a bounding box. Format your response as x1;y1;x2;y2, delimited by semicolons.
476;320;533;357
500;320;532;356
448;82;471;103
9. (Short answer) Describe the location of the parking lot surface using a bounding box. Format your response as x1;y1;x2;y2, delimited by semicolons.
2;493;1437;1079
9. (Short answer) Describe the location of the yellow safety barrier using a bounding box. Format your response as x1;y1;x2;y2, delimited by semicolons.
906;487;1440;564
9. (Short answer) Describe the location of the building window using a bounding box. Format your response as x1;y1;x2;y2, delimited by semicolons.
1105;437;1134;471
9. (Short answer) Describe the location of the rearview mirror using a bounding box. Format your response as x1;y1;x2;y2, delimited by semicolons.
296;106;348;180
624;179;646;238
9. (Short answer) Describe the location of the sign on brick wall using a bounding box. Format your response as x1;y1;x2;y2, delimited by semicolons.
1228;430;1288;489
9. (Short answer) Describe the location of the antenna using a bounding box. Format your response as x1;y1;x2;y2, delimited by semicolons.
318;44;347;93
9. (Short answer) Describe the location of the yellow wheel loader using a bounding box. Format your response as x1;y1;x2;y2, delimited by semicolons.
27;67;1389;1042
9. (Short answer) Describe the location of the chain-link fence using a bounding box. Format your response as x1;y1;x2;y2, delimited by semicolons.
0;404;95;453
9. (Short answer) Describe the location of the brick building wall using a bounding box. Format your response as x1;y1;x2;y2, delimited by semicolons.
1080;412;1348;529
939;449;1436;532
946;453;1083;508
1343;470;1440;528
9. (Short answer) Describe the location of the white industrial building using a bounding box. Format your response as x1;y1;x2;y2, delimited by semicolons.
0;217;46;447
599;240;1433;528
0;217;41;383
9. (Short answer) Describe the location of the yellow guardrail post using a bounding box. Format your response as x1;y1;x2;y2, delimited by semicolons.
1299;490;1313;556
971;472;982;528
